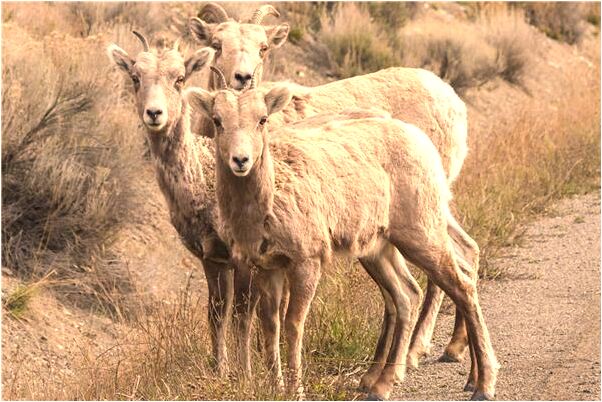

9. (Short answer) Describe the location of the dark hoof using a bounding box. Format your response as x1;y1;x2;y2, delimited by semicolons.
471;390;495;400
463;382;476;392
366;393;385;401
438;352;463;363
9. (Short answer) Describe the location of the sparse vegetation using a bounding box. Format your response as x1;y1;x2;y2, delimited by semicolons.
2;2;600;401
521;2;588;44
319;3;533;93
2;24;142;315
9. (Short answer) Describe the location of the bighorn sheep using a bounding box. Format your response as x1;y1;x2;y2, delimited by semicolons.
185;82;499;400
190;3;289;90
106;34;259;376
189;4;474;366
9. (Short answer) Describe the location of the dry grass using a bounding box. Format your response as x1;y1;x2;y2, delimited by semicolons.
399;7;533;93
1;23;143;316
319;3;534;93
521;2;589;44
1;2;600;401
318;3;400;78
454;72;600;277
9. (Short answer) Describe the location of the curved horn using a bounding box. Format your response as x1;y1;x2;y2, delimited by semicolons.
248;62;263;90
199;2;228;23
210;66;228;89
249;5;280;25
132;30;150;52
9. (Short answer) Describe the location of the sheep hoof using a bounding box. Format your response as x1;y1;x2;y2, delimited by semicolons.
463;381;476;392
365;393;384;401
438;351;463;363
470;390;495;400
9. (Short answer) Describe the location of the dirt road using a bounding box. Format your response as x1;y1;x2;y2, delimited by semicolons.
393;192;601;401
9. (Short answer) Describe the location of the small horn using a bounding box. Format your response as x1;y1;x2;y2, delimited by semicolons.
173;38;181;52
248;62;263;90
132;30;150;52
249;5;280;25
199;2;229;23
210;66;228;89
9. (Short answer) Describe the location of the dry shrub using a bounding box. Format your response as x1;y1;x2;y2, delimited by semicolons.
482;8;533;85
521;2;587;44
2;24;143;315
319;3;400;78
399;8;533;93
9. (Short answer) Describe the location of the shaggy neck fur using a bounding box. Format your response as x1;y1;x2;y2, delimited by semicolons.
145;101;217;253
216;132;274;258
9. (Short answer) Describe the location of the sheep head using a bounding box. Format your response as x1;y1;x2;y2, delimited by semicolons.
189;4;289;90
107;31;214;133
185;78;292;176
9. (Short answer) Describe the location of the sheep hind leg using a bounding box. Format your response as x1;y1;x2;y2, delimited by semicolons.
357;257;396;392
441;212;481;364
397;238;498;400
364;244;421;400
406;279;445;368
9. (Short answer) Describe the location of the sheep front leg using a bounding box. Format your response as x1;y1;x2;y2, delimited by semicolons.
233;261;260;379
256;269;286;390
284;259;322;398
203;259;234;375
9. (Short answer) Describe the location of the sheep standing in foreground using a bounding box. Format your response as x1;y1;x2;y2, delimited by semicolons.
185;82;498;400
106;33;423;387
106;34;254;375
189;4;475;366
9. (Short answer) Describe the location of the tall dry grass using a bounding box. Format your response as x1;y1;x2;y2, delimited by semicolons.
319;3;534;94
455;79;600;276
1;23;144;315
2;2;600;401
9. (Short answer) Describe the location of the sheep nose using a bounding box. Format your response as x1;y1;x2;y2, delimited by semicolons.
232;155;249;169
234;72;252;86
146;108;163;121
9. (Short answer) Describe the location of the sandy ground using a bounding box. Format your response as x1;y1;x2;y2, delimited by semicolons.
392;191;601;401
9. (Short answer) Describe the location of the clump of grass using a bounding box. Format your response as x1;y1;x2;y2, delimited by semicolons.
4;285;36;319
482;8;533;85
319;3;400;78
586;3;601;27
521;2;587;44
3;271;55;319
399;8;533;93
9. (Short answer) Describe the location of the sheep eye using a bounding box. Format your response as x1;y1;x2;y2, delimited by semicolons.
259;116;268;126
174;75;185;90
259;44;268;57
131;75;140;90
211;42;222;52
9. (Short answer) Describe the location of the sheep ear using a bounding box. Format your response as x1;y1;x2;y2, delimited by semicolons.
266;23;289;49
185;87;215;118
190;17;215;44
185;47;215;80
107;44;134;74
264;86;292;115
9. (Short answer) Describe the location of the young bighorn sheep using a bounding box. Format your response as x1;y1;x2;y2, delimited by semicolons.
189;4;474;365
264;68;475;366
106;33;260;376
185;83;499;400
190;3;289;91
